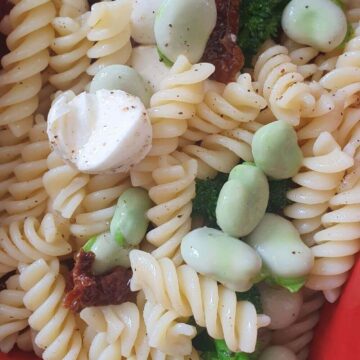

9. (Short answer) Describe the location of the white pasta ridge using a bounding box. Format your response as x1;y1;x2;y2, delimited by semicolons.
19;258;87;360
254;45;335;126
130;250;270;353
0;212;72;277
0;0;56;137
1;117;50;225
49;11;92;94
285;132;354;247
130;55;215;188
0;274;32;354
86;0;132;76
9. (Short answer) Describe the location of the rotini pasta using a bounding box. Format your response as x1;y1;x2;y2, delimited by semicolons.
271;290;324;360
285;132;354;246
0;212;72;276
19;258;87;360
43;151;90;219
50;12;92;93
0;0;56;137
0;274;31;354
130;250;270;353
86;0;132;76
70;173;130;245
130;55;215;188
0;117;50;225
146;154;197;265
58;0;89;19
253;45;335;126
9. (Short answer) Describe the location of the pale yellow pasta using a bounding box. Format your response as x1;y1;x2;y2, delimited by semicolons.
1;117;50;225
70;173;130;245
285;132;354;246
0;0;56;137
19;258;87;360
86;0;132;76
130;250;270;353
254;45;335;126
59;0;89;18
50;12;92;93
37;69;57;117
130;55;215;188
0;212;72;276
146;154;197;264
0;274;32;354
271;290;324;360
43;151;90;219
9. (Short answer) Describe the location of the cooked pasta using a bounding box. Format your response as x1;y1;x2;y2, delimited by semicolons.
0;274;32;354
0;212;72;276
0;0;56;137
271;290;325;360
59;0;89;18
49;12;92;94
19;258;87;360
253;45;335;126
1;117;50;225
86;0;132;76
37;69;57;117
285;132;354;246
146;154;197;265
130;55;215;188
130;250;270;353
70;173;130;245
43;151;90;219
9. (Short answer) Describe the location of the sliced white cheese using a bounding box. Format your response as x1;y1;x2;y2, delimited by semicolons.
47;89;152;174
131;0;164;45
130;45;170;92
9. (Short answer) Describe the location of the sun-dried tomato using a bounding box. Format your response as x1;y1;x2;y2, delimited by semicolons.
202;0;244;84
64;250;135;313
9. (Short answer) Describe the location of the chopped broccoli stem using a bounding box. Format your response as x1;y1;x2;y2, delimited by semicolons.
266;179;294;214
192;173;228;227
238;0;291;66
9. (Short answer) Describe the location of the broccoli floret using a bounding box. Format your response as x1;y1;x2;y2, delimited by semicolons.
192;173;228;227
266;179;294;214
238;0;291;66
236;286;263;314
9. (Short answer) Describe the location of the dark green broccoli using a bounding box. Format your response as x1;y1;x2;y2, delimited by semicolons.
238;0;291;66
236;286;263;314
192;173;228;227
266;179;294;215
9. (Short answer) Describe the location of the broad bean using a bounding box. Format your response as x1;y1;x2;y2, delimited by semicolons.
181;227;262;292
252;121;303;180
89;65;152;106
110;188;152;247
84;232;132;275
246;213;314;292
154;0;217;64
282;0;348;52
258;283;303;330
216;163;269;237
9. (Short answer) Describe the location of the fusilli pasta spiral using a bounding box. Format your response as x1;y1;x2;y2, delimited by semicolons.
130;250;270;353
271;290;324;360
86;0;132;76
1;117;50;225
254;45;335;126
130;55;215;188
50;12;92;94
19;258;87;360
0;274;32;353
0;0;56;137
0;212;72;276
58;0;89;19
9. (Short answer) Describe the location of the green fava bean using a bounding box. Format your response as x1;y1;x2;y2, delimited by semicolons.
110;188;152;247
89;65;153;106
84;232;132;275
246;214;314;292
181;227;262;292
154;0;217;64
216;163;269;238
252;120;303;180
